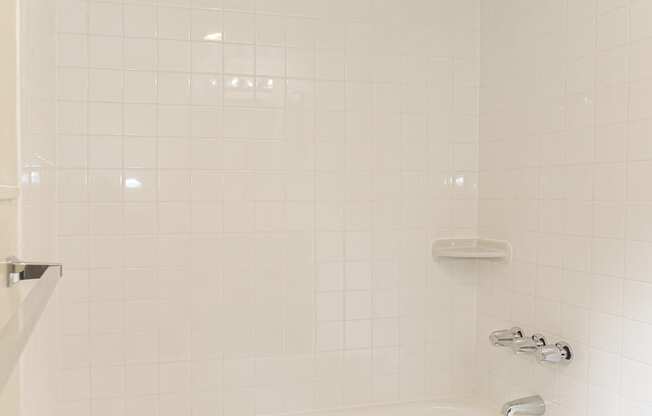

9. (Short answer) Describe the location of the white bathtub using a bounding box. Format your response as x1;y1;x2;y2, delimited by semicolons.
292;402;495;416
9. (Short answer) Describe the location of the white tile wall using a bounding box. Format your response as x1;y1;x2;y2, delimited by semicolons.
53;0;481;415
477;1;652;415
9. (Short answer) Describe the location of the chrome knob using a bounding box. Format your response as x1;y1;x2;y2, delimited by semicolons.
536;342;573;364
489;327;524;347
512;333;546;354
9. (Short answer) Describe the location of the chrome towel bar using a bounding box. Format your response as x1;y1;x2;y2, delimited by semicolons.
5;256;63;287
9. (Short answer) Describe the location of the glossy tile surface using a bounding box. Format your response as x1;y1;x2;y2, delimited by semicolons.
477;1;652;415
53;1;482;414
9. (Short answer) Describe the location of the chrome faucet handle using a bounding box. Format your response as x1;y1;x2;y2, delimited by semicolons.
511;333;546;354
536;342;573;364
489;327;524;347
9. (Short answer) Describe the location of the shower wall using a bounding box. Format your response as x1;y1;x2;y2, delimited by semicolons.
478;0;652;415
53;0;481;414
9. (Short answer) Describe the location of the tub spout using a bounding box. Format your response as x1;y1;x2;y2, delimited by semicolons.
501;395;545;416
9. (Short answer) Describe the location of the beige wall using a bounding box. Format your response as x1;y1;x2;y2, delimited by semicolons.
0;0;21;414
0;0;18;234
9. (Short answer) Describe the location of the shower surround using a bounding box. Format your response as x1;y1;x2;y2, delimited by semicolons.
13;0;652;415
477;1;652;415
52;0;481;414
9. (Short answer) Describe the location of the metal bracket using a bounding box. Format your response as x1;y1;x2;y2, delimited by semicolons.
5;256;63;287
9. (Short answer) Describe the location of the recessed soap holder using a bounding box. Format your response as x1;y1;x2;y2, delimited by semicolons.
432;238;511;262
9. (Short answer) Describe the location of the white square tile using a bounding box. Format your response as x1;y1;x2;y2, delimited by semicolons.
89;69;123;102
124;104;157;137
57;0;88;34
256;46;285;77
345;320;371;349
158;72;191;105
224;44;255;74
317;322;343;351
124;72;157;103
124;39;157;70
124;204;157;234
158;8;191;40
90;301;124;333
191;74;223;105
316;49;345;81
631;1;652;41
159;171;191;202
345;291;371;320
287;48;315;79
191;9;222;42
223;202;255;232
88;103;122;135
59;368;91;401
89;2;123;36
90;204;123;236
628;161;652;201
89;36;123;68
591;274;623;315
58;68;89;100
91;366;125;398
159;202;191;233
124;4;157;38
124;137;157;169
125;365;159;396
222;0;254;11
256;14;285;46
57;135;88;168
593;164;625;202
191;108;222;138
158;40;191;72
158;138;190;169
88;170;122;202
624;280;652;323
57;34;88;67
158;106;191;137
191;42;223;73
223;12;255;43
88;136;122;169
123;170;157;202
